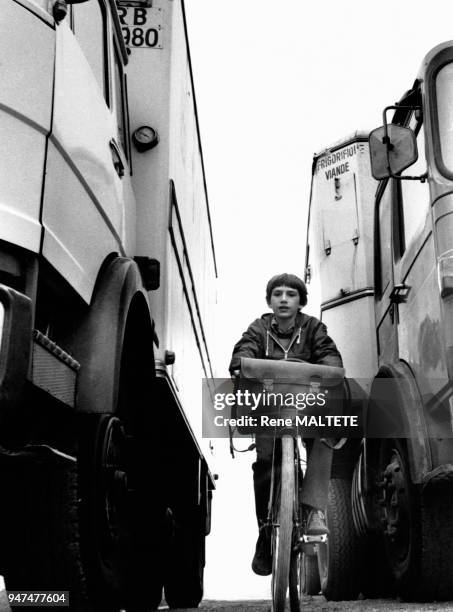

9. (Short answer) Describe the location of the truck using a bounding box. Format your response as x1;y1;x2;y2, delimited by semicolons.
0;0;217;609
305;41;453;602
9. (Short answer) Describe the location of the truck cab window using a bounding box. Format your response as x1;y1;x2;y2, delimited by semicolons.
72;0;107;101
436;62;453;173
398;115;429;252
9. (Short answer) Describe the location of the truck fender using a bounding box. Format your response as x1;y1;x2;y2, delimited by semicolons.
70;257;155;414
365;362;431;484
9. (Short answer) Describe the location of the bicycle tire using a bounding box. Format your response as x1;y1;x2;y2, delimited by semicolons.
271;436;295;612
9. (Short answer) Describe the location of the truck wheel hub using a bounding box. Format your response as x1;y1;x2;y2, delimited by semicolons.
102;417;128;539
379;448;410;564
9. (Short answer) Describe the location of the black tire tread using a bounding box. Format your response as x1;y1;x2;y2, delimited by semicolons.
0;459;86;604
418;477;453;600
301;554;320;596
164;508;205;609
358;532;395;598
320;478;360;601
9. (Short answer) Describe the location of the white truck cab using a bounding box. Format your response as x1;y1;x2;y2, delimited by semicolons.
305;42;453;602
0;1;216;608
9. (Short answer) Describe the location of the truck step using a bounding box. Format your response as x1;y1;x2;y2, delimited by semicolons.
31;330;80;408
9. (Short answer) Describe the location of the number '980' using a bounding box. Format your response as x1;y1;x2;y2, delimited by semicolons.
122;27;160;48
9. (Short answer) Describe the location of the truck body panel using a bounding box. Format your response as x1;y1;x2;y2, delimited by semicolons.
0;1;54;253
123;0;217;443
42;19;134;302
308;133;378;393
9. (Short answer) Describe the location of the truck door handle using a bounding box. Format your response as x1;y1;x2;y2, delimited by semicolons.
109;139;125;178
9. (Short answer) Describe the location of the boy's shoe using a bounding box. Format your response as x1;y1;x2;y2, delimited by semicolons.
251;526;272;576
306;509;329;535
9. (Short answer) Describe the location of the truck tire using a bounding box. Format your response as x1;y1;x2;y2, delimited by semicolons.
164;508;205;609
375;438;421;599
78;413;165;611
78;413;162;609
289;549;320;610
317;478;361;601
358;532;395;598
301;553;321;595
376;438;453;601
419;466;453;600
0;424;164;612
0;454;87;608
78;414;127;604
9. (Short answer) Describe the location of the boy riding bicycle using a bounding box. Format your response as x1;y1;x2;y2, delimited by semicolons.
229;273;343;576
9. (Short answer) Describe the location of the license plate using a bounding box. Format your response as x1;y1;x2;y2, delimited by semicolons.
117;5;163;49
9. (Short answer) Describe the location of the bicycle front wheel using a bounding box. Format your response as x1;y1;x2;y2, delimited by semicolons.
271;436;295;612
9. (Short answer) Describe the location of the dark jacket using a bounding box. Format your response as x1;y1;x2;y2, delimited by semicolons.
229;311;342;373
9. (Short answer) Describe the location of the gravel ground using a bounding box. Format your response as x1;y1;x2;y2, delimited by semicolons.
164;597;453;611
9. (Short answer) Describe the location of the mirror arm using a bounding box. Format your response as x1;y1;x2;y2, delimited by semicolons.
387;170;428;183
383;104;422;126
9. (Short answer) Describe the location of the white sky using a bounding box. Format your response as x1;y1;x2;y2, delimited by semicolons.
183;0;453;599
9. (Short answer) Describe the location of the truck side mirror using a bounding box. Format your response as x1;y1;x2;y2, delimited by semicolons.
369;125;418;180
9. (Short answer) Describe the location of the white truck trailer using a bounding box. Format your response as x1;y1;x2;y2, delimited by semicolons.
306;132;377;388
305;41;453;602
0;0;216;609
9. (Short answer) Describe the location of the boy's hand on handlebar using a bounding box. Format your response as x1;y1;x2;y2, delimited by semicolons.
231;369;240;380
